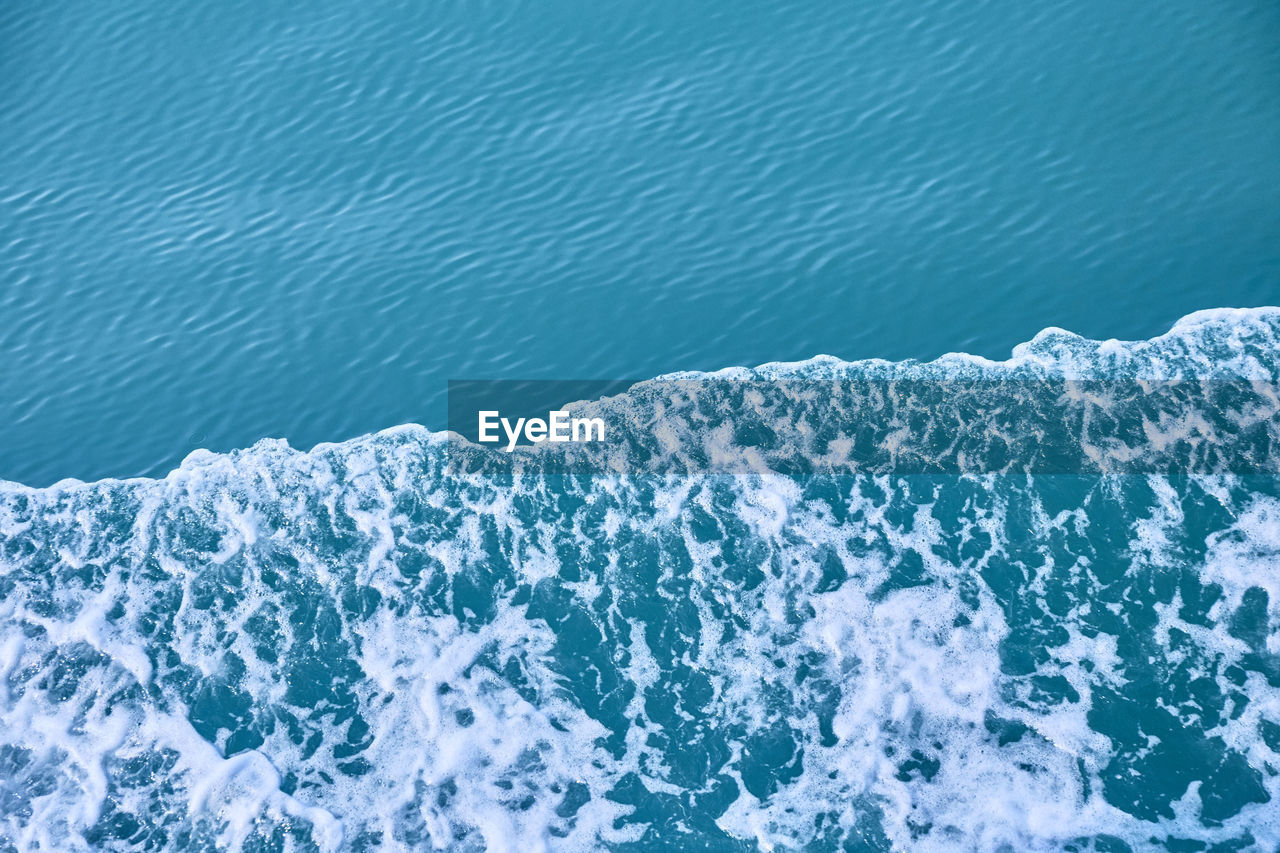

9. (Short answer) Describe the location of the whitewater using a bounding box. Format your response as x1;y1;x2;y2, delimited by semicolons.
3;307;1280;852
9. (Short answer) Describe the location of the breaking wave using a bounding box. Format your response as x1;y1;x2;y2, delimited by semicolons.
3;307;1280;851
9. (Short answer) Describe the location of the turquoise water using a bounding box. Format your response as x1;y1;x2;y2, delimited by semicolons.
5;310;1280;851
4;1;1280;851
2;0;1279;485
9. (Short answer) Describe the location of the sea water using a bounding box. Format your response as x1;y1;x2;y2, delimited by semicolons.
3;0;1280;851
4;309;1280;851
2;0;1278;485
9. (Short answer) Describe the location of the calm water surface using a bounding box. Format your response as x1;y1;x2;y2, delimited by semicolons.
2;0;1278;481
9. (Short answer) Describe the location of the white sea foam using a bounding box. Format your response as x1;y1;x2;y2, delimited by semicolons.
2;308;1280;851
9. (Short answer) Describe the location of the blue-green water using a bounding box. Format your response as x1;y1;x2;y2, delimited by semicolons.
2;0;1278;485
3;1;1280;851
5;311;1280;851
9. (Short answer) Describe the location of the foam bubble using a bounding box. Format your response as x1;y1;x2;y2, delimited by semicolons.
3;308;1280;850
